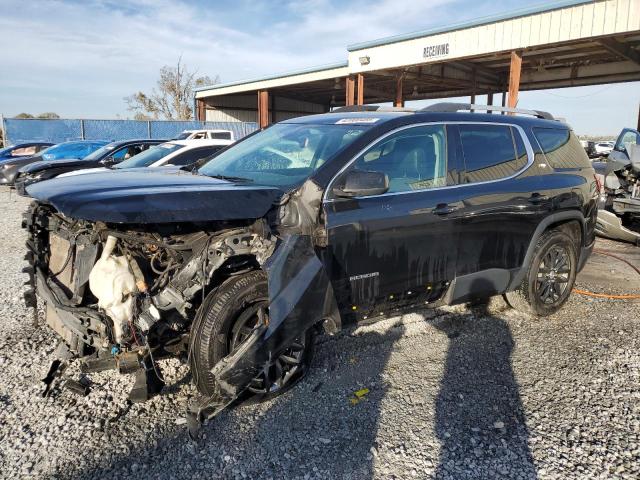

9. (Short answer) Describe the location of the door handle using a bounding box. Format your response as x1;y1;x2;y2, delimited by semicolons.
432;203;459;215
528;193;549;204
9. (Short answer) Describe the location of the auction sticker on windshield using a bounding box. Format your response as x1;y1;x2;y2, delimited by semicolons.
335;118;380;124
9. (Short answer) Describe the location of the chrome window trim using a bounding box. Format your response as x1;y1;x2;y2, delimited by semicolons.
323;121;535;203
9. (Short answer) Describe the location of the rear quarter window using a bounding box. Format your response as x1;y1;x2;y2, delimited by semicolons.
532;127;590;169
459;124;528;183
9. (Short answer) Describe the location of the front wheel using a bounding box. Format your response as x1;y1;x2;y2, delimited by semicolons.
189;270;314;399
505;230;577;317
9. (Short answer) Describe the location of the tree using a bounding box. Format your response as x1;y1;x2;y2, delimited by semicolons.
125;57;219;121
133;112;153;121
13;112;60;119
37;112;60;119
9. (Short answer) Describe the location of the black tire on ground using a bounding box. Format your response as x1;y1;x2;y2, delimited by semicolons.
504;229;578;317
189;270;314;399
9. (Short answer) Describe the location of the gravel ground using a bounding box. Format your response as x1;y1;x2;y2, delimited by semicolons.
0;186;639;480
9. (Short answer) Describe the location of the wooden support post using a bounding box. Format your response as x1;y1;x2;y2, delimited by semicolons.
507;50;522;111
470;68;477;112
196;98;206;121
356;74;364;106
487;92;494;108
257;90;269;128
345;76;355;106
271;95;276;124
637;103;640;131
394;74;404;108
501;90;506;115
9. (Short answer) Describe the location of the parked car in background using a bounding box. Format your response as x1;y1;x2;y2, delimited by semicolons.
580;140;597;158
0;140;108;186
22;103;597;430
174;129;235;141
14;139;166;193
58;139;233;178
0;142;54;162
594;141;614;156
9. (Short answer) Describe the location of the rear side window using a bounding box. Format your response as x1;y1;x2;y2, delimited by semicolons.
210;132;232;140
532;128;590;169
459;124;528;183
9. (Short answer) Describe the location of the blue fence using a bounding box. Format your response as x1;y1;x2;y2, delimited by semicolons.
1;118;259;145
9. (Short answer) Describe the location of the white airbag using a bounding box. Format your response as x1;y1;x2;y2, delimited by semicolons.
89;235;137;343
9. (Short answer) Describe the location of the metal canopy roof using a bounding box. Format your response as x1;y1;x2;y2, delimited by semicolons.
195;0;640;123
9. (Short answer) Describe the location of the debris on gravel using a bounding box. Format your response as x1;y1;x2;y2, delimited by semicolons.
0;187;639;479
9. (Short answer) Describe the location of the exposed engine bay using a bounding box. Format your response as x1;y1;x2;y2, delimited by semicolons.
22;179;338;430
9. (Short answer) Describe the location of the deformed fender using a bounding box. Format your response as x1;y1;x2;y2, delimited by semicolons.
189;233;337;424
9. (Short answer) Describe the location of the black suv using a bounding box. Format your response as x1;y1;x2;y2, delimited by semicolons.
22;103;597;427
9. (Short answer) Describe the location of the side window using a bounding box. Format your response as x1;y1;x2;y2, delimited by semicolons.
210;131;232;140
10;146;37;157
459;124;527;183
533;128;590;169
117;144;145;160
615;129;639;154
345;124;448;193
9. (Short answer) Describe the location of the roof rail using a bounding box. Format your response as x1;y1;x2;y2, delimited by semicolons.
331;105;413;113
420;102;555;120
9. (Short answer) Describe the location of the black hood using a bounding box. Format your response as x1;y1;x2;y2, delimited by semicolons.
1;153;44;169
20;157;100;174
26;169;284;224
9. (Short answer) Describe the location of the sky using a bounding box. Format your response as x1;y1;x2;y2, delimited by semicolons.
0;0;638;135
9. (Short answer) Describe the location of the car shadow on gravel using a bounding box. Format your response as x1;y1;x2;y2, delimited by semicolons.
72;303;537;479
432;300;537;479
75;324;407;479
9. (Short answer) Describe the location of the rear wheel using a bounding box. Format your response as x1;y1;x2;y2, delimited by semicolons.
189;270;314;399
505;230;577;317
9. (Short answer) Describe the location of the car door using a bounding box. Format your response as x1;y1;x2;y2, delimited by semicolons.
451;123;546;297
610;128;640;163
323;123;463;319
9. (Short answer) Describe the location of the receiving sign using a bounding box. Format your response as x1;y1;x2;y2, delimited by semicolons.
423;43;450;59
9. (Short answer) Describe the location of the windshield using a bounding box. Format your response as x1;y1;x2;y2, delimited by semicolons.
174;132;191;140
198;123;370;187
115;143;184;169
83;143;117;161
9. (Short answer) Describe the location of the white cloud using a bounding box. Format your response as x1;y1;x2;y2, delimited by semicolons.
1;0;637;134
0;0;462;117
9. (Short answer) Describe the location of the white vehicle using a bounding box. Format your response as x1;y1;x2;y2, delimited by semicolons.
58;139;232;178
174;129;235;141
594;141;614;156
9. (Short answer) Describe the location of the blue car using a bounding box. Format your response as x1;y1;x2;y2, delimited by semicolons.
0;142;54;161
0;140;108;185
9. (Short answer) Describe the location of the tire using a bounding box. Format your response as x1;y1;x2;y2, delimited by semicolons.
189;270;314;399
505;229;577;317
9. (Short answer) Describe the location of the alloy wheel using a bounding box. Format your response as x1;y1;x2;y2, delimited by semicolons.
229;302;307;395
535;245;572;305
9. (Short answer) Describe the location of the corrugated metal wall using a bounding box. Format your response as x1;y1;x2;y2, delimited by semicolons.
205;94;325;123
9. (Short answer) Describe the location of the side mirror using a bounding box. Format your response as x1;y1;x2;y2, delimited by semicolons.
333;169;389;198
101;156;116;166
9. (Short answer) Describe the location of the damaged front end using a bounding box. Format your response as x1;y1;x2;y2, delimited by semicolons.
22;177;338;425
595;144;640;244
